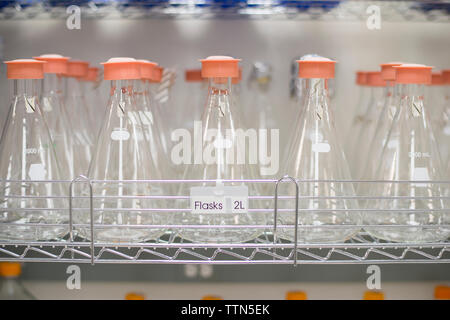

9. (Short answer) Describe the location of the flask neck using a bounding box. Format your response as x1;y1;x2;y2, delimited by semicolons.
11;79;40;98
206;77;233;111
397;83;426;116
109;79;137;111
66;77;85;97
300;78;331;119
42;73;64;97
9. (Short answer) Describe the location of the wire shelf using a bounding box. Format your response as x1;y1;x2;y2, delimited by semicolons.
0;176;448;265
0;1;449;22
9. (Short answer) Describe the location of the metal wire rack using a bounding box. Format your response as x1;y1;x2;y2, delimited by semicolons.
1;1;449;22
0;176;448;265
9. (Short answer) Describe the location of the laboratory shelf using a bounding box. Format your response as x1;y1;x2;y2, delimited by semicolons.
0;177;448;265
0;1;449;21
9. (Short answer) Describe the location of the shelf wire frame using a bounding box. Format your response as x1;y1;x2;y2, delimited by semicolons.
0;176;449;265
1;1;450;21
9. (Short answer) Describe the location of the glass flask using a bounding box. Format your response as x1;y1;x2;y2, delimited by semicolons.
176;56;267;243
349;71;386;180
148;65;172;167
0;59;67;241
136;60;173;180
345;72;368;165
184;69;206;132
444;70;450;169
33;54;76;179
359;63;402;199
0;263;35;300
364;64;449;243
64;60;93;176
279;57;360;243
76;57;168;243
245;62;280;188
83;67;105;133
427;72;449;164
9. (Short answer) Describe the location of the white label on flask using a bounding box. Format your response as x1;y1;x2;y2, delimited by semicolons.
444;126;450;136
111;129;130;141
190;185;248;214
28;163;46;180
312;142;330;153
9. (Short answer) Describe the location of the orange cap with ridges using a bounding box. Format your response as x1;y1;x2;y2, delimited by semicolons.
434;285;450;300
356;71;367;85
67;60;89;78
0;262;21;277
202;295;223;300
393;64;432;85
200;56;241;78
138;59;158;80
366;71;386;87
125;292;145;300
185;69;203;82
84;67;99;82
297;57;335;79
431;72;443;85
286;291;307;300
442;70;450;84
5;59;45;79
33;54;70;75
101;57;141;81
363;291;384;300
380;62;402;81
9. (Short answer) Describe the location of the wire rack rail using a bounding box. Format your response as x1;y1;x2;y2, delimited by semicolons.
1;1;449;22
0;176;448;265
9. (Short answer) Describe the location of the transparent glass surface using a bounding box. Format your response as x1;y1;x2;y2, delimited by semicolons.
345;83;369;165
428;84;449;165
41;73;76;179
359;82;399;202
0;79;67;241
65;77;94;176
350;85;385;180
279;78;361;243
75;80;168;243
176;78;267;243
365;83;449;242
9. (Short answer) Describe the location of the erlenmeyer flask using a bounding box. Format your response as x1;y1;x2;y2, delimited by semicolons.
245;62;280;182
0;59;68;241
345;72;369;157
64;60;93;176
76;57;167;243
279;57;360;243
442;70;450;167
184;69;206;132
83;67;105;134
148;65;171;166
33;54;76;179
359;62;402;199
364;64;449;243
136;60;172;179
176;56;266;243
427;72;449;164
350;71;386;179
